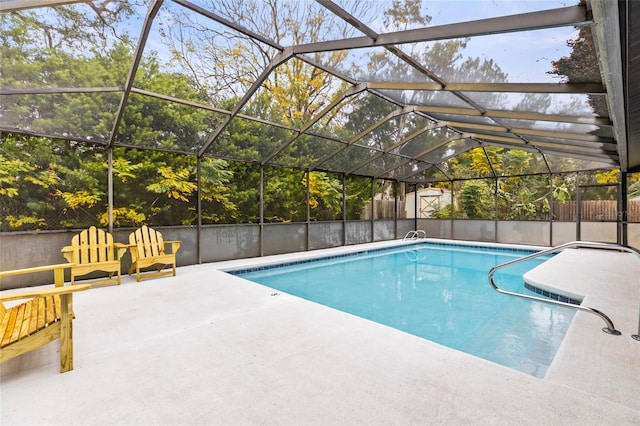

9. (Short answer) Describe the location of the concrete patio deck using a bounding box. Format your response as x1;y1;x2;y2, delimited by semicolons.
1;240;639;425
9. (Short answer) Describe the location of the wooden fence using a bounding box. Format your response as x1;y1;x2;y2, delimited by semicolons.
368;199;640;221
552;200;640;221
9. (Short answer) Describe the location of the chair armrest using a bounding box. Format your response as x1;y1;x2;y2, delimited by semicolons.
0;263;75;279
0;263;76;290
114;243;132;259
60;246;74;263
164;241;181;253
0;284;91;303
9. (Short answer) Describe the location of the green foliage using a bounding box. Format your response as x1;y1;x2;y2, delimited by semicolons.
147;166;197;202
0;157;35;197
550;26;607;116
430;203;452;219
497;175;551;220
4;215;48;229
306;172;343;221
345;176;373;220
264;167;307;222
112;148;196;227
457;180;493;219
100;208;146;228
199;158;238;224
0;133;108;230
552;179;571;202
629;174;640;199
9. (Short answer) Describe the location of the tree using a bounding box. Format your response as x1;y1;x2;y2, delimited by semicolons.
263;167;306;222
199;157;238;224
0;133;108;230
549;25;606;117
157;0;363;135
306;171;343;221
456;180;493;219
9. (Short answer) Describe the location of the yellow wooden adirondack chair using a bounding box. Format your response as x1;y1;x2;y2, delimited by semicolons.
128;226;181;282
0;264;91;373
61;226;128;286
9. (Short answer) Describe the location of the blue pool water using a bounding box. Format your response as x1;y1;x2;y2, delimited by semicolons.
234;243;576;378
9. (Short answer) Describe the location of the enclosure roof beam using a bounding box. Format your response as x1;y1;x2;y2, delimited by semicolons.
261;83;367;165
398;145;476;182
310;106;416;170
107;0;163;148
529;139;619;153
589;0;628;170
294;5;589;54
316;0;380;40
0;0;84;12
413;106;613;127
392;162;455;184
470;133;619;159
366;82;605;94
128;88;303;136
469;132;617;150
445;121;614;143
130;88;230;115
197;48;295;157
485;142;618;166
172;0;283;51
0;87;122;95
347;121;449;175
316;0;488;125
374;158;416;180
317;0;446;87
481;146;499;177
378;133;469;180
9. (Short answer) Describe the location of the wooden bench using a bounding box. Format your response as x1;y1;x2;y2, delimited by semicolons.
0;264;91;373
128;226;181;282
61;226;128;286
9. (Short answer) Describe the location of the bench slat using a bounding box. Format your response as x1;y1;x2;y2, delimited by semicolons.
1;265;90;372
149;228;161;257
97;227;109;262
1;296;63;348
0;308;12;346
1;308;16;347
142;228;152;257
36;297;45;330
55;295;61;320
9;304;26;345
79;230;89;264
28;298;40;335
2;306;19;347
44;296;55;325
18;299;33;341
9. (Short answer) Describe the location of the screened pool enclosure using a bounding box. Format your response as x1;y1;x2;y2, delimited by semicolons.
1;0;640;285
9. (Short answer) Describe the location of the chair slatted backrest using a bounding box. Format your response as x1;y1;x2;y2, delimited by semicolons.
130;226;165;260
72;226;115;264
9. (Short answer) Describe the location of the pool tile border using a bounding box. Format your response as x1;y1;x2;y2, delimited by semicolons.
227;241;541;275
524;283;582;305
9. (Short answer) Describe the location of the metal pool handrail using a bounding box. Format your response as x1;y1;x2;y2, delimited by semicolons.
488;241;640;336
403;230;426;240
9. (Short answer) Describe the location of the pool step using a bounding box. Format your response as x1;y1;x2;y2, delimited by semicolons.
460;297;575;378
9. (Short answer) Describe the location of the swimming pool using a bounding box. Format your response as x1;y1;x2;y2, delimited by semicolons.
232;242;576;378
